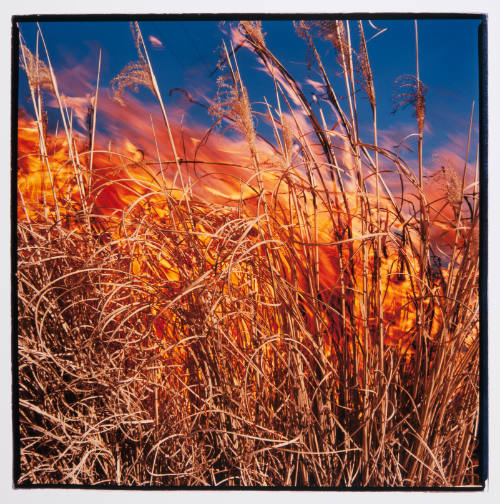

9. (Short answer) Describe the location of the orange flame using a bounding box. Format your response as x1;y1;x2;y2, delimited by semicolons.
17;98;456;362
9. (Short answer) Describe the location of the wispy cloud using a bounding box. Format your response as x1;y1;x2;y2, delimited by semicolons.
149;35;163;49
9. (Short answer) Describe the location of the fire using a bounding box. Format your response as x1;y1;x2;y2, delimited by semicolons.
17;98;451;364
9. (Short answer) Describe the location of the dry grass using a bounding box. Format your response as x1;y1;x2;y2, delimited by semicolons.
16;20;481;487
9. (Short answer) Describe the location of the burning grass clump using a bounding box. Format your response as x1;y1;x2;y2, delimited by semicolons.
16;20;480;487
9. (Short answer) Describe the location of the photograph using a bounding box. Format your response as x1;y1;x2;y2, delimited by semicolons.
14;14;484;488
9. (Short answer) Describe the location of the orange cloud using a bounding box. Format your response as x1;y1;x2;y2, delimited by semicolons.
149;35;163;49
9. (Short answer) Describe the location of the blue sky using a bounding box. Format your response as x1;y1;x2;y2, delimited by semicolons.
18;17;482;171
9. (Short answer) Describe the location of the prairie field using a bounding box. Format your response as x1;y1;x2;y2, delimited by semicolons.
15;19;482;487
